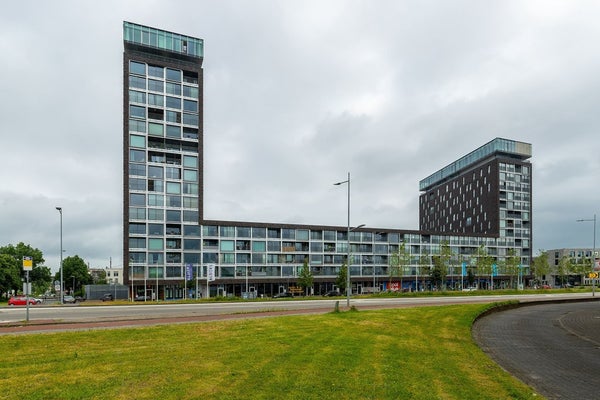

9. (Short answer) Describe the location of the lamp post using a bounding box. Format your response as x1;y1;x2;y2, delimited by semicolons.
55;207;63;304
334;172;365;307
577;214;597;296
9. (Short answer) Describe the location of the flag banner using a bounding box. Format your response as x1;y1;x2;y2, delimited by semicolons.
207;264;216;282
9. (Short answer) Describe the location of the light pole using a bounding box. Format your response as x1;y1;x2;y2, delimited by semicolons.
334;172;365;307
56;207;64;304
577;214;597;296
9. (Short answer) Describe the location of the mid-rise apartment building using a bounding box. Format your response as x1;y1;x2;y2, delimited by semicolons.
123;22;533;299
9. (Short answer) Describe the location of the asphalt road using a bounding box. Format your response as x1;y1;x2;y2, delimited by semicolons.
473;300;600;400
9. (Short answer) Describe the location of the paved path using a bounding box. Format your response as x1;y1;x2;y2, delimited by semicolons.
473;300;600;400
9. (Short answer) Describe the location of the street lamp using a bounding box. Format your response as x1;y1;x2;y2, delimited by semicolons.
334;172;365;307
56;207;63;304
577;214;597;297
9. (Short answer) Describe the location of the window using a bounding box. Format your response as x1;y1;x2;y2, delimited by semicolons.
166;125;181;138
130;193;145;206
237;227;251;237
129;119;146;133
166;97;182;111
148;166;163;178
252;228;266;238
183;86;198;98
183;113;198;126
148;208;164;221
129;90;146;104
130;135;145;148
183;210;198;222
183;127;198;140
183;183;198;195
166;68;181;82
148;108;164;121
183;196;198;208
148;224;164;235
148;122;164;137
129;163;145;176
129;177;145;191
166;82;181;96
129;252;146;263
129;75;145;90
129;207;145;220
184;239;200;250
130;105;146;119
166;182;181;194
129;237;146;249
220;226;235;237
166;195;181;207
166;167;181;179
184;225;200;236
165;111;181;123
148;194;164;206
183;99;197;112
181;169;197;182
130;149;145;162
148;94;164;107
148;179;164;192
148;79;164;92
148;65;163;78
130;61;146;75
129;223;146;235
166;210;181;222
183;156;197;168
220;240;235;251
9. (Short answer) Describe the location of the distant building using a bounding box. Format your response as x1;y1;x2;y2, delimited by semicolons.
105;267;123;285
122;21;534;299
544;248;599;286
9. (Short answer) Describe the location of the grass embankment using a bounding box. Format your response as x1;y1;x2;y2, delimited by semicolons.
0;303;539;400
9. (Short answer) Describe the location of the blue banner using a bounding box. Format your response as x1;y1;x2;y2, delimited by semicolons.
185;264;193;281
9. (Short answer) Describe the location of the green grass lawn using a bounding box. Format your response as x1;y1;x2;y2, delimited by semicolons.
0;303;540;400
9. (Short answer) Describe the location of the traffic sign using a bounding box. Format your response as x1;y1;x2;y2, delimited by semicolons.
588;272;598;279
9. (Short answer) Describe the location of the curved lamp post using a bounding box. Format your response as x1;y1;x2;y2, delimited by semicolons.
334;172;365;307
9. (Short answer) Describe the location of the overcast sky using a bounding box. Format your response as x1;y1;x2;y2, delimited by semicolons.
1;0;599;272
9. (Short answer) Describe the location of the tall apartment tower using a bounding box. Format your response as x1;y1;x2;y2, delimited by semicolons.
123;22;204;291
419;138;532;254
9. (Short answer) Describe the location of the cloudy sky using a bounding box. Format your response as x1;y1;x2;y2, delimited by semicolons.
1;0;599;272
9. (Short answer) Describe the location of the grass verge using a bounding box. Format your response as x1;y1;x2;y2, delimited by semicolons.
0;303;540;400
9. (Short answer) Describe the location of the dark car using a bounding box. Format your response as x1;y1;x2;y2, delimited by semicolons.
324;290;342;297
273;292;293;298
102;293;114;302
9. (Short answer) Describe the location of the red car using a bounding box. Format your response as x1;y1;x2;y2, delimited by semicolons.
8;296;37;306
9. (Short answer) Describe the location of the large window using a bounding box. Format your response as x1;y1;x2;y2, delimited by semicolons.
183;86;198;98
166;68;181;82
166;82;181;96
129;90;146;104
183;155;197;168
148;166;163;178
130;193;145;206
148;94;164;107
148;79;164;92
130;105;146;119
148;208;164;221
130;149;145;162
129;75;145;90
148;65;163;78
130;135;146;148
130;61;146;75
166;96;181;109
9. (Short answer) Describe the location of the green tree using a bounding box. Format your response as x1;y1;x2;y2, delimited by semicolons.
389;242;410;291
0;242;50;295
502;248;521;289
556;256;572;287
476;245;495;289
55;255;92;296
336;261;348;294
298;258;314;296
419;250;430;291
531;249;551;286
0;254;21;295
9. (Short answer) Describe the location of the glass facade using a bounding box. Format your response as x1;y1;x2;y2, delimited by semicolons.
124;22;533;299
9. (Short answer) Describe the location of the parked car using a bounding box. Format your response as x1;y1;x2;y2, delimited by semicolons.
63;295;78;304
273;292;293;298
134;295;151;301
8;296;37;306
324;290;342;297
101;293;114;301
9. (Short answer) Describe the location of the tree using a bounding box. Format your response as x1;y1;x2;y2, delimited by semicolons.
556;256;572;287
502;248;521;289
419;250;430;291
389;242;410;291
0;254;21;295
0;242;50;295
531;249;551;286
55;255;92;295
298;258;313;296
476;245;495;289
336;261;348;294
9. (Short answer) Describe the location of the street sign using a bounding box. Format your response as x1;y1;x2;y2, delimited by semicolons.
23;256;33;271
588;272;598;279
